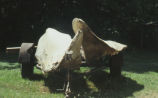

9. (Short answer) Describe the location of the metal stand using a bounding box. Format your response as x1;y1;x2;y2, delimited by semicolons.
65;69;71;98
64;51;73;98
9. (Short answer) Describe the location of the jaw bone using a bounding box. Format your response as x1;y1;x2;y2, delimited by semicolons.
35;18;127;72
35;28;83;73
72;18;127;65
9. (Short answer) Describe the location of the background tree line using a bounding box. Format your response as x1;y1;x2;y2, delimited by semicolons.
0;0;158;51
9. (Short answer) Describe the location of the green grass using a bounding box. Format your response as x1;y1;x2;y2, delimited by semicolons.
0;50;158;98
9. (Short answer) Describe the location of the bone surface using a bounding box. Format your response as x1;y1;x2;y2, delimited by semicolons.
35;28;83;72
72;18;127;65
35;28;72;72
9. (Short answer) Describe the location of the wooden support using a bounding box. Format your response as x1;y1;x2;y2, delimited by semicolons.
6;47;21;54
19;43;35;78
6;46;37;54
109;52;123;77
65;70;71;98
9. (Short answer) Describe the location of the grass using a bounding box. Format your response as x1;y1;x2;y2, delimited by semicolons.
0;50;158;98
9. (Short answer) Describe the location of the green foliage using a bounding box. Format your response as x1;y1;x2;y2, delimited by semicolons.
0;0;158;50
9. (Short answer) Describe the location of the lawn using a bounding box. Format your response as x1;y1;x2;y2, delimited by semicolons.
0;50;158;98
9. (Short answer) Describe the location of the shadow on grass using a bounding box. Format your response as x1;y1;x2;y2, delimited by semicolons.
123;51;158;73
85;70;144;98
44;71;87;93
0;53;19;63
43;70;144;98
0;65;20;70
25;73;45;81
0;53;20;70
123;63;158;73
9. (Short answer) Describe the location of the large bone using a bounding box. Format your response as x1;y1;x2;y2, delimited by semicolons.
72;18;127;65
35;28;83;73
